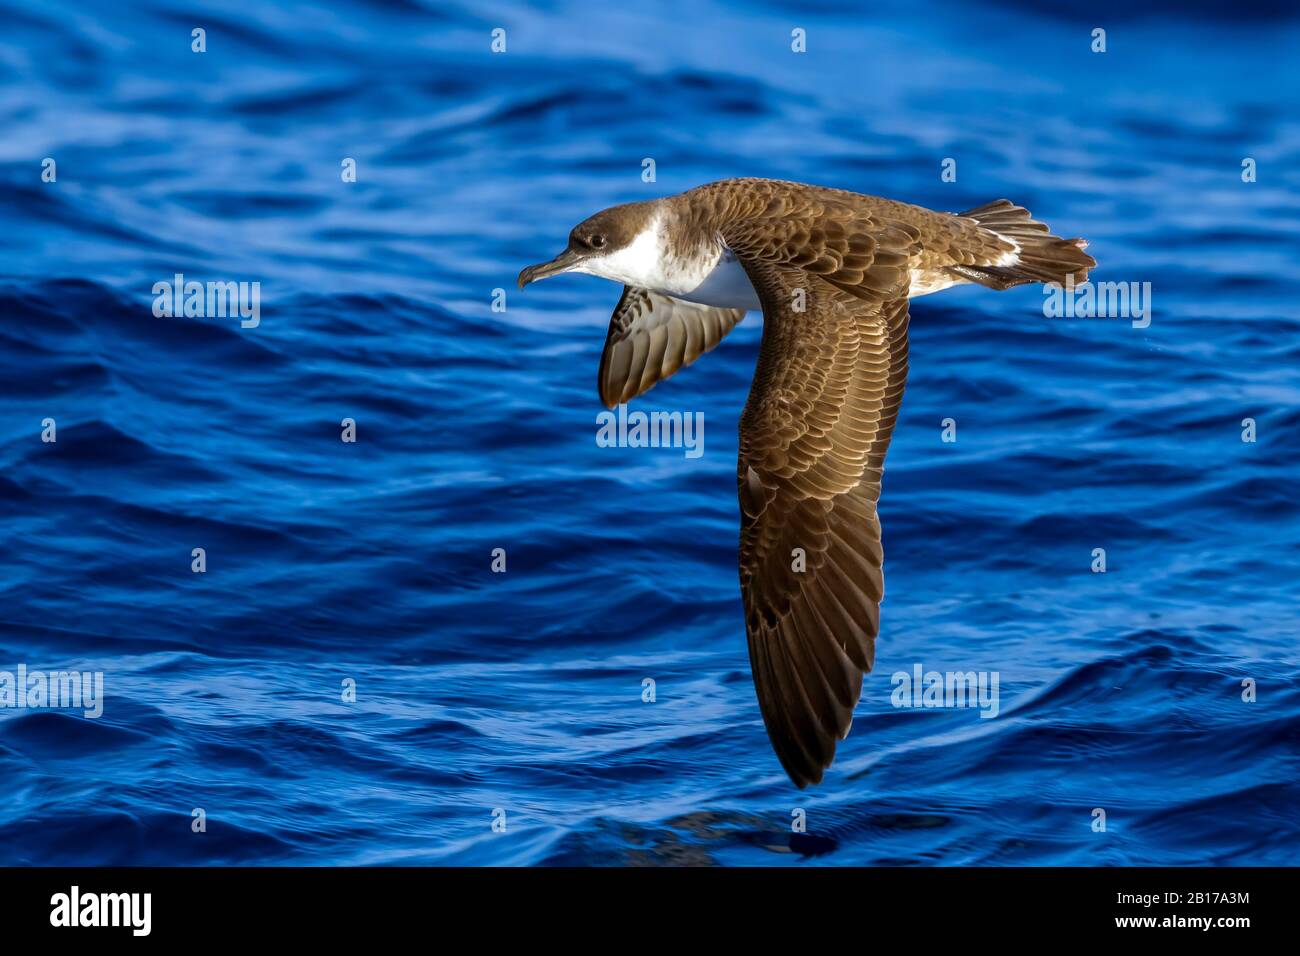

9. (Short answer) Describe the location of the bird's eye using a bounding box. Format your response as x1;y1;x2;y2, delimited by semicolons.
589;235;606;249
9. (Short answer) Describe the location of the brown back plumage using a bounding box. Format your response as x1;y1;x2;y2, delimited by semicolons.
696;181;918;786
576;178;1094;786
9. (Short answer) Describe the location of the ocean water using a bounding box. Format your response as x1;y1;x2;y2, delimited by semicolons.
1;0;1298;866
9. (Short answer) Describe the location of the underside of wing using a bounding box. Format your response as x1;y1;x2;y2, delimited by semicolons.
729;226;911;787
597;286;746;409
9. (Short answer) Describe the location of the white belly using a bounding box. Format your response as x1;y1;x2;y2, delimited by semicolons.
675;256;958;307
672;249;762;311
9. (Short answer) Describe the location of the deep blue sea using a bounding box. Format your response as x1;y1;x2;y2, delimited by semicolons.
1;0;1298;866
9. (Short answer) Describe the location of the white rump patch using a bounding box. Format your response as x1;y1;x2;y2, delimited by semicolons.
996;238;1022;267
911;237;1022;297
908;269;959;297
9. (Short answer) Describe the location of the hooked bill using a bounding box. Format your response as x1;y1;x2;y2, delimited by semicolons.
519;177;1095;787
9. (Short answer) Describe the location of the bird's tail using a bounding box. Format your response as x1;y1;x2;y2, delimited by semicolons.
949;199;1095;290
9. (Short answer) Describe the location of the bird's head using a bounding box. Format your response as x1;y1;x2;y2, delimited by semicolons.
518;200;662;289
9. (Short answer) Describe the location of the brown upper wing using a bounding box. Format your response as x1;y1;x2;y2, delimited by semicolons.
724;201;912;787
597;286;746;409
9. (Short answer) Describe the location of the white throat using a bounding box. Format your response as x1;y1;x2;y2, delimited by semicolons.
577;212;760;311
576;213;671;290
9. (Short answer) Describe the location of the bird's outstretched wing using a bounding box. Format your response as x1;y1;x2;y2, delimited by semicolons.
597;286;746;409
724;202;913;787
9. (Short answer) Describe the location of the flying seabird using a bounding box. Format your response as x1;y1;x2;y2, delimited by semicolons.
519;178;1095;787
